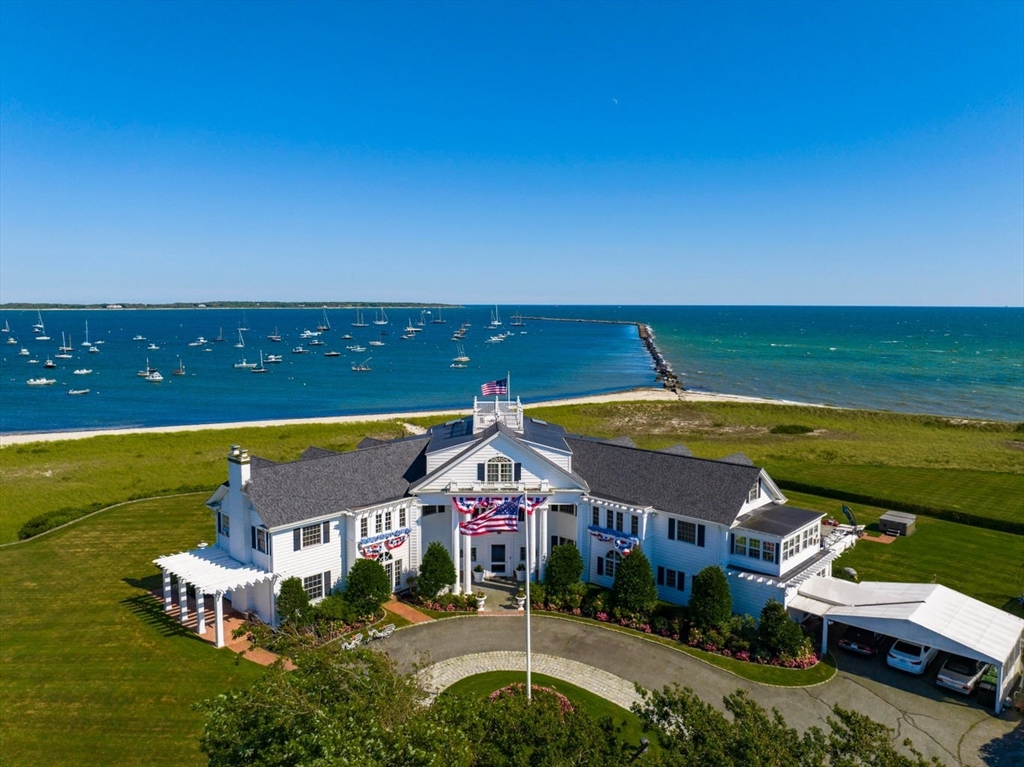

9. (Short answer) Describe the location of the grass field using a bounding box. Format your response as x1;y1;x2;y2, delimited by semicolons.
0;495;266;767
442;670;656;755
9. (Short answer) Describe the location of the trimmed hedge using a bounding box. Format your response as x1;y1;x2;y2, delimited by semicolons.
18;505;104;540
775;479;1024;535
770;424;814;434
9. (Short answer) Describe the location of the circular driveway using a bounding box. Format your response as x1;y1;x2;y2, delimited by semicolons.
384;615;1022;767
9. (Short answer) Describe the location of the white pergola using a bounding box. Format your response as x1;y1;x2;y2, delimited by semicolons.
153;547;277;648
791;577;1024;713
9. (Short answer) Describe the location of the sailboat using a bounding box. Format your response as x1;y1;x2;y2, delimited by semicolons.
213;327;226;342
373;307;389;325
82;321;92;346
417;310;427;326
251;351;268;373
451;344;470;368
490;305;502;327
137;358;158;377
238;310;250;331
431;307;446;324
369;332;385;347
352;308;368;328
59;333;73;353
317;308;331;332
235;329;245;349
32;310;45;333
1;319;9;333
511;312;525;327
267;327;282;342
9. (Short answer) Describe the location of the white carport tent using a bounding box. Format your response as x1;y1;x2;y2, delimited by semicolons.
791;577;1024;713
153;547;277;648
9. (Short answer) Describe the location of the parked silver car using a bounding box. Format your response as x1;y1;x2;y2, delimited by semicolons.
936;655;989;695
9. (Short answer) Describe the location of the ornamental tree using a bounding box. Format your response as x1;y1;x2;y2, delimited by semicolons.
344;558;391;618
544;544;584;596
418;541;456;598
689;566;732;632
610;547;658;616
757;599;806;658
276;576;311;626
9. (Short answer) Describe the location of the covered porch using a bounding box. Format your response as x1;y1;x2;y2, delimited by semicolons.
153;546;278;648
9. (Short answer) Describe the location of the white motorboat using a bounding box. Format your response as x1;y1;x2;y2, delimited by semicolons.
147;342;159;350
27;377;56;386
233;359;257;369
291;346;309;354
88;345;99;353
67;388;90;396
265;354;283;363
43;359;56;369
145;370;164;382
19;347;30;356
346;344;366;352
6;336;17;345
73;368;92;375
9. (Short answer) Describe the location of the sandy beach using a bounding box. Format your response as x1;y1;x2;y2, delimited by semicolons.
0;387;820;447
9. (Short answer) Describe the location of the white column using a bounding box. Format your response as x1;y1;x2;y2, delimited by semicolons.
162;569;173;612
640;512;649;554
463;533;473;593
214;592;225;648
821;618;829;657
529;510;538;582
452;509;462;594
538;506;550;581
178;580;189;624
270;577;280;627
195;588;206;635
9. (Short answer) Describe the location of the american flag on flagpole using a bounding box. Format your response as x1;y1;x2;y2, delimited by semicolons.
459;496;522;536
481;378;508;396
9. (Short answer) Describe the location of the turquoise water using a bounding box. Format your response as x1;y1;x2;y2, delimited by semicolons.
0;306;1020;433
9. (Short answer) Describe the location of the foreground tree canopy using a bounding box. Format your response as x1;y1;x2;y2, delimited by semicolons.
197;645;943;767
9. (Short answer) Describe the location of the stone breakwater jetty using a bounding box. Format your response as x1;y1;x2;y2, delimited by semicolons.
521;316;682;391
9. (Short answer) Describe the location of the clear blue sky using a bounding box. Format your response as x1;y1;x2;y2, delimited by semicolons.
1;0;1021;305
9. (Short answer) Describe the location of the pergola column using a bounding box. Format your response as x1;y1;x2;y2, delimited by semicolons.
529;510;538;582
162;569;173;612
213;592;225;648
463;531;472;593
178;579;189;624
195;588;206;635
538;506;549;581
452;509;462;594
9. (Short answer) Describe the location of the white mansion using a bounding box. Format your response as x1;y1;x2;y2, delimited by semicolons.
156;397;856;647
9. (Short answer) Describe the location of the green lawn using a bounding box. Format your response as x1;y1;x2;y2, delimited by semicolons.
442;670;656;755
0;495;266;767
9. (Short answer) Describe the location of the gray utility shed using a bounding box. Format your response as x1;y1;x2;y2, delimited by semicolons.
879;510;916;536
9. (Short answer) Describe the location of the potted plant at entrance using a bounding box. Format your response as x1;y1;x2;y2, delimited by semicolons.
473;564;485;584
475;590;487;612
515;588;526;611
515;561;527;582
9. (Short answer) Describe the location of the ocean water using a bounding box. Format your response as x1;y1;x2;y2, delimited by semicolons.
0;306;1020;434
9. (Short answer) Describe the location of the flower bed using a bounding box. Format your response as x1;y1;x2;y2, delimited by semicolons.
489;683;574;715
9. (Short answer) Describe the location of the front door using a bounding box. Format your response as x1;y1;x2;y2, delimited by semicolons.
490;544;506;574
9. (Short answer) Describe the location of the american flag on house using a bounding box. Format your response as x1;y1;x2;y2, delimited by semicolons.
481;378;508;397
458;495;522;536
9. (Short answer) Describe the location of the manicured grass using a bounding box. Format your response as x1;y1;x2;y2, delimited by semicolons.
0;420;409;543
0;495;266;767
442;670;656;755
784;490;1024;616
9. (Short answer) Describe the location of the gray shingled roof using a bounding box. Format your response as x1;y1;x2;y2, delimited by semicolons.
734;503;822;536
566;437;761;525
247;437;429;528
301;447;339;460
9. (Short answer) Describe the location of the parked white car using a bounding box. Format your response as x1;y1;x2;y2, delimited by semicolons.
935;655;989;694
886;640;939;675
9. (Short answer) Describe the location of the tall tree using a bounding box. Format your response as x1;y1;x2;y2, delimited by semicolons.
544;544;584;596
611;547;658;616
418;540;456;598
689;565;732;632
276;576;310;626
345;558;391;618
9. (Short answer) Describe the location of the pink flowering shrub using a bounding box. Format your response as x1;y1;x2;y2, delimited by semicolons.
489;683;574;716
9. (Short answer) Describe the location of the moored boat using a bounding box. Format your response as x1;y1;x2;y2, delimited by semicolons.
27;377;56;386
67;388;90;396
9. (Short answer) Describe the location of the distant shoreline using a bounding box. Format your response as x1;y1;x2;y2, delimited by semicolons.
0;387;822;447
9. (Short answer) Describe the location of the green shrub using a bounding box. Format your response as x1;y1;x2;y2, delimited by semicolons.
689;566;732;632
344;558;391;618
314;593;357;623
611;548;657;616
278;577;311;626
418;541;457;598
544;544;584;596
770;424;814;434
757;600;805;658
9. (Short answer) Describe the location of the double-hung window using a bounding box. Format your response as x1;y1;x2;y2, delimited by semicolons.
217;512;230;537
303;573;324;600
302;524;322;548
486;457;513;483
360;517;368;538
254;527;269;554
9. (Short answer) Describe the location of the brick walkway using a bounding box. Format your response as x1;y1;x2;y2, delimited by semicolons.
386;596;434;624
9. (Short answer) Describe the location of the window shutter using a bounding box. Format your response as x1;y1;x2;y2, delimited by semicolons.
514;463;522;481
657;566;665;586
322;521;330;543
597;557;604;576
294;528;302;551
251;526;257;549
323;571;331;597
678;572;686;591
697;524;706;547
477;463;485;481
668;518;676;540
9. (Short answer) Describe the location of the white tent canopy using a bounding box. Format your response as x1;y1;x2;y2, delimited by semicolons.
793;577;1024;712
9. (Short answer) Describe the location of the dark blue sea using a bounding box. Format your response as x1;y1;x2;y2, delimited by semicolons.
0;306;1021;434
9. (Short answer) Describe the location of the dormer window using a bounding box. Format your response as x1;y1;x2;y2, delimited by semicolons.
486;456;514;483
748;482;760;503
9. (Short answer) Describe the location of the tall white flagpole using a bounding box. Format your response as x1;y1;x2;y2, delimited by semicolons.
525;496;532;700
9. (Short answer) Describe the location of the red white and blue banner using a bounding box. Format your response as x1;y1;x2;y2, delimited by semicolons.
358;527;411;559
588;525;639;555
456;496;547;536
